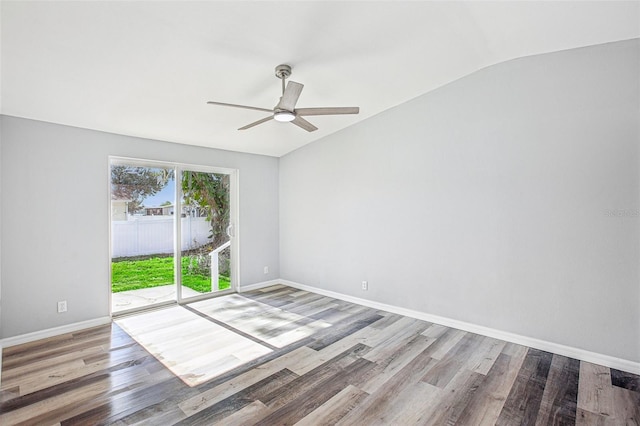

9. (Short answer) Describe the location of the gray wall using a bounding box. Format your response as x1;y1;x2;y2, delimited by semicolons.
0;114;3;339
0;116;279;338
280;40;640;362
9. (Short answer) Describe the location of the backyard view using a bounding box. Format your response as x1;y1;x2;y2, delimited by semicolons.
111;163;231;311
111;256;230;293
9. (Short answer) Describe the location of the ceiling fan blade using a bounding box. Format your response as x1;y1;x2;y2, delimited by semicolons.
295;107;359;116
277;81;304;111
207;101;272;113
291;116;318;132
238;115;273;130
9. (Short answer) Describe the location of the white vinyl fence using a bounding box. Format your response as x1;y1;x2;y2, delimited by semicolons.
111;216;212;258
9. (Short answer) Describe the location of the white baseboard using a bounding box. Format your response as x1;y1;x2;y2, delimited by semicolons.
0;316;112;349
238;279;282;293
2;282;638;376
279;279;640;375
0;280;277;350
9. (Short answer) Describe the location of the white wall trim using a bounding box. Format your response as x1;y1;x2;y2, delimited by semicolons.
238;279;281;293
0;279;275;351
2;280;638;375
280;279;640;375
0;316;112;349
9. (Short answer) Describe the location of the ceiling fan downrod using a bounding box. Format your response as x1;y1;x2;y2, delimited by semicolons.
275;64;292;95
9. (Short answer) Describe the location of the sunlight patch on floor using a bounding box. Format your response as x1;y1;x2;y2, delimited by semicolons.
115;306;272;386
189;294;333;348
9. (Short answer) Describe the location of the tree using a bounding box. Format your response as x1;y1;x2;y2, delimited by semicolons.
111;166;172;214
181;171;230;248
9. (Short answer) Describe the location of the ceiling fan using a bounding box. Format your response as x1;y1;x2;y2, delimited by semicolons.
207;64;359;132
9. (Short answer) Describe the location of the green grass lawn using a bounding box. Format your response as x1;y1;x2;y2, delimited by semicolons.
112;256;230;293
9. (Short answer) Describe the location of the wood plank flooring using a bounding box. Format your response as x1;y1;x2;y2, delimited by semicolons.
1;284;639;425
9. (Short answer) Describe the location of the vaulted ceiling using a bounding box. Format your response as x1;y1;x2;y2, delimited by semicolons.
1;1;638;157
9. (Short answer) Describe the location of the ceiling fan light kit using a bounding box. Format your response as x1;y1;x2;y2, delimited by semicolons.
273;110;296;122
207;64;359;132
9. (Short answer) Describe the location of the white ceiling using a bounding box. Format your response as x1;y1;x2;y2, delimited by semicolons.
1;1;638;157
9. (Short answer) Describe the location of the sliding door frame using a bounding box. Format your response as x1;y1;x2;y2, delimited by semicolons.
108;156;240;317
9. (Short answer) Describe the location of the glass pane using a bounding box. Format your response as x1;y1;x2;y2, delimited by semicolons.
180;170;231;297
110;164;176;313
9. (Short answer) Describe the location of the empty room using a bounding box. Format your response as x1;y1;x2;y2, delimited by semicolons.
1;1;639;425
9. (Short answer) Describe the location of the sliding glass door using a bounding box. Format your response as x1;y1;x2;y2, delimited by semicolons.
178;168;232;301
110;158;237;315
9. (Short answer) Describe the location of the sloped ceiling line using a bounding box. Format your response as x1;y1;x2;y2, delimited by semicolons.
1;1;638;157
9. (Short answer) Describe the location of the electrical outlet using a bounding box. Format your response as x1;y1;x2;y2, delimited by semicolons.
263;266;269;274
361;281;368;291
57;300;67;313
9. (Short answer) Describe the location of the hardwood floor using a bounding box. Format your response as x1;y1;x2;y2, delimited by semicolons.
1;284;639;425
